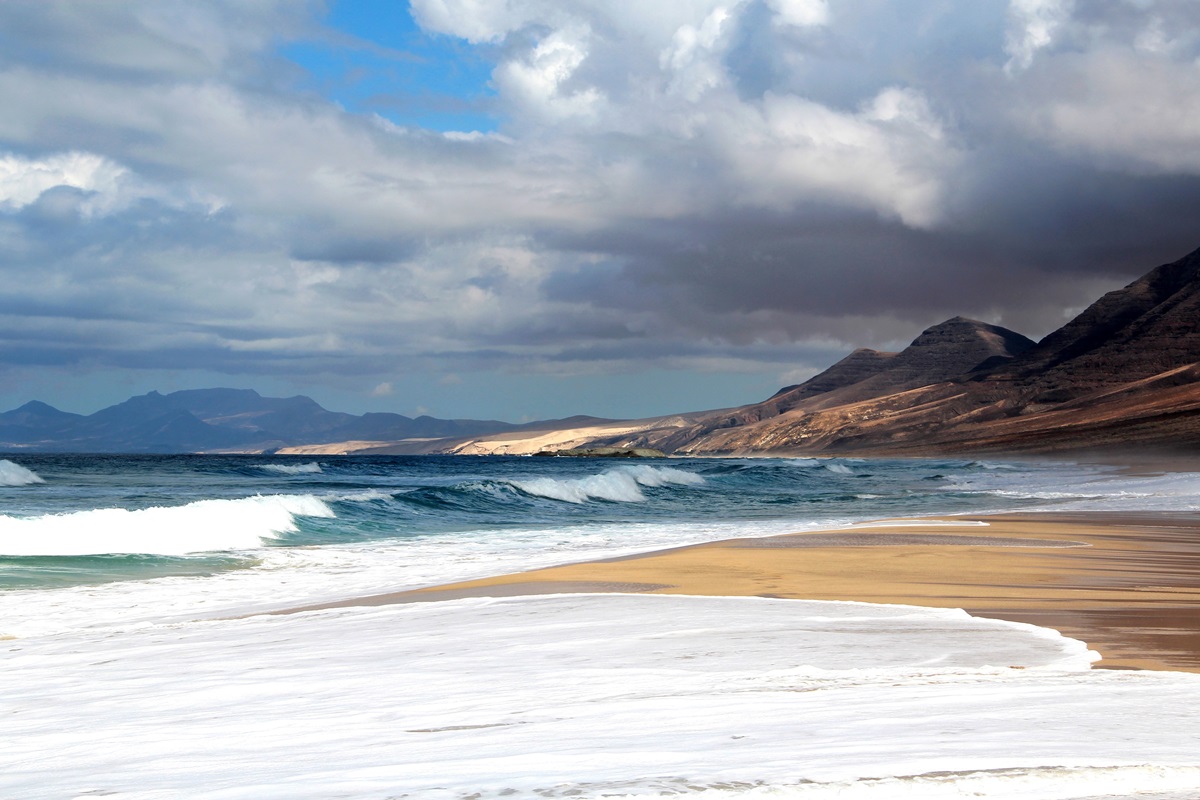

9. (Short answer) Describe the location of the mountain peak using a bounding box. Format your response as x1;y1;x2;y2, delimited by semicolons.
897;317;1034;373
14;400;67;416
768;318;1033;412
909;317;1034;351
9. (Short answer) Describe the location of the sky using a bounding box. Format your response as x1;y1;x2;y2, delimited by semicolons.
1;0;1199;422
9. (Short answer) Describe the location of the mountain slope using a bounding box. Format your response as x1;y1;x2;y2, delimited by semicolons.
625;317;1034;453
984;245;1200;401
0;401;86;445
516;246;1200;457
662;247;1200;455
768;317;1034;411
807;317;1035;406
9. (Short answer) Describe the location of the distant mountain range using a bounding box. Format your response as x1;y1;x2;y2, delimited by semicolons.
0;388;607;453
6;245;1200;456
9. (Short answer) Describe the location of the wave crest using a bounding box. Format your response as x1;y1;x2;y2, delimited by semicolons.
0;460;45;486
508;466;704;504
256;462;323;475
0;494;335;556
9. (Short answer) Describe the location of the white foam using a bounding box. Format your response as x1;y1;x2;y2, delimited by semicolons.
0;494;335;556
941;463;1200;512
0;515;846;639
3;594;1199;800
509;465;705;503
0;459;44;486
257;462;323;475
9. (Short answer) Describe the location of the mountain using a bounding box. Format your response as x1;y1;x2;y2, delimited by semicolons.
409;244;1200;457
772;316;1035;410
71;392;256;452
0;389;525;453
626;316;1035;453
650;245;1200;455
0;401;86;446
982;245;1200;402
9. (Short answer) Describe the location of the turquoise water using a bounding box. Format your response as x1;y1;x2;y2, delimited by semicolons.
0;453;1096;590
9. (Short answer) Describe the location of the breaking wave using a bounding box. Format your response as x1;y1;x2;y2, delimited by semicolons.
0;494;335;556
507;465;705;504
0;460;45;486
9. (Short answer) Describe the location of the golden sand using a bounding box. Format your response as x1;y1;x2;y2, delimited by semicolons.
284;512;1200;673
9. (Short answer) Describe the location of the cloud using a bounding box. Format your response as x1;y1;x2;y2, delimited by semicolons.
660;6;734;100
999;1;1200;174
2;0;1200;417
766;0;830;29
493;25;606;121
0;152;125;210
720;86;956;227
370;381;394;397
1005;0;1073;72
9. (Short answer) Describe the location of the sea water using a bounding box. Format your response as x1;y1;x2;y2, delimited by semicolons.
3;454;1200;799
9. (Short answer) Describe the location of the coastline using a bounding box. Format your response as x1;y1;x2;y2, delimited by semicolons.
283;510;1200;673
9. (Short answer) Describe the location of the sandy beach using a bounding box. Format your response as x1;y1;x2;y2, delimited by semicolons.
289;511;1200;673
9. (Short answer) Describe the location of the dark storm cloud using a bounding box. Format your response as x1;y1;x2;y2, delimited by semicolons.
544;159;1200;342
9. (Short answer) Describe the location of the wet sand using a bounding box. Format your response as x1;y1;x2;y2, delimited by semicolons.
282;512;1200;673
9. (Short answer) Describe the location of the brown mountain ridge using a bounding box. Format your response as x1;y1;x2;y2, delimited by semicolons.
469;244;1200;458
662;244;1200;456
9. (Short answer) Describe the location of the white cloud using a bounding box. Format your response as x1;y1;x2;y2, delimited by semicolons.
370;381;394;397
766;0;829;29
1014;50;1200;172
660;6;734;100
0;152;126;213
1005;0;1073;72
408;0;539;43
721;87;957;227
493;26;605;122
998;3;1200;174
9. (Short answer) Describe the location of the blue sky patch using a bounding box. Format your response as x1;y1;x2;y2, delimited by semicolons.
282;0;500;133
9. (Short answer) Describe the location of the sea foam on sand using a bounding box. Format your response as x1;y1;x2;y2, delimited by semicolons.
6;593;1200;800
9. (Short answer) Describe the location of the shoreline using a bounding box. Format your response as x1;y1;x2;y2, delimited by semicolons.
281;510;1200;673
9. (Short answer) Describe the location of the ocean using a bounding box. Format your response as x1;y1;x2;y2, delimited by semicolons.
3;453;1200;799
